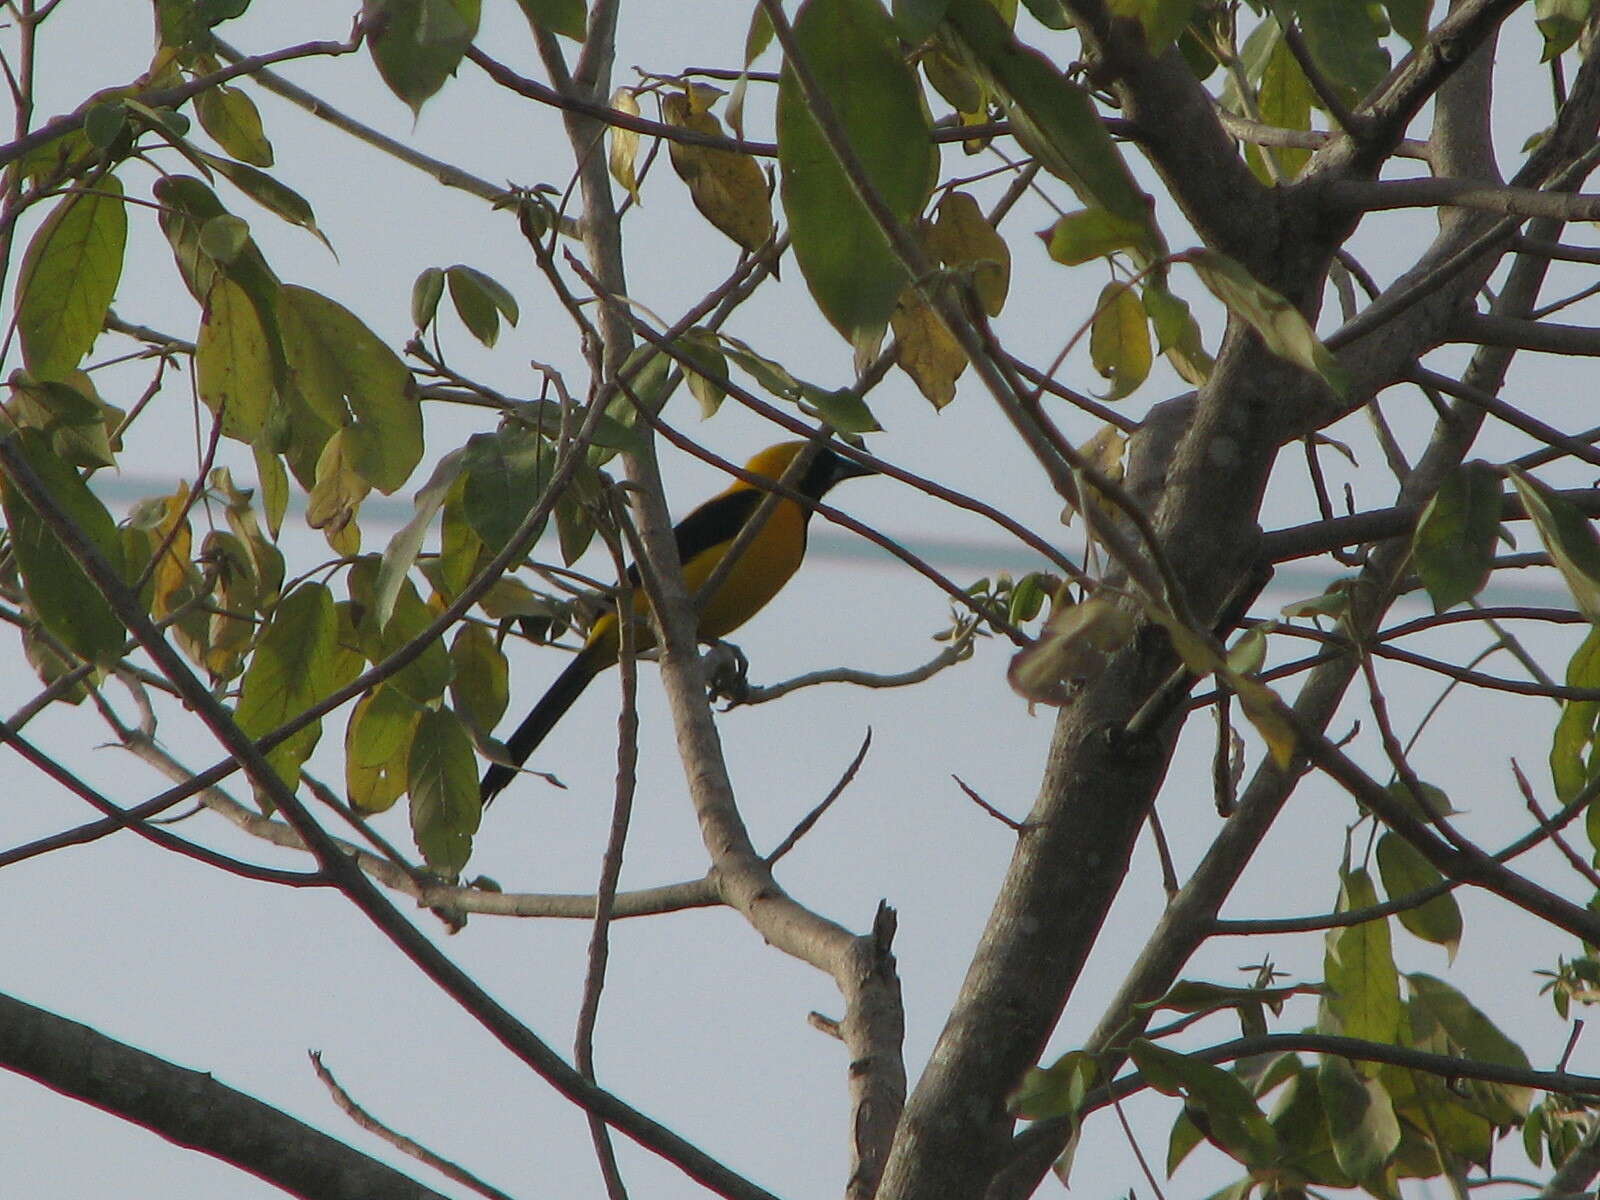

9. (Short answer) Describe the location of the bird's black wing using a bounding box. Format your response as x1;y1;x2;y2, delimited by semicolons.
664;486;765;573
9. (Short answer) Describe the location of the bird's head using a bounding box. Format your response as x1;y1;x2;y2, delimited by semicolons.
742;441;877;501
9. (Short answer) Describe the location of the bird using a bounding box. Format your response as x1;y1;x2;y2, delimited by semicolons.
479;441;875;804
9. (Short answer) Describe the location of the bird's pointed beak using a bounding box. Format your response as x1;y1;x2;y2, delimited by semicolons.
833;453;877;483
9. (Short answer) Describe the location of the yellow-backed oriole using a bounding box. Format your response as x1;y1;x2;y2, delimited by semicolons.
480;441;874;803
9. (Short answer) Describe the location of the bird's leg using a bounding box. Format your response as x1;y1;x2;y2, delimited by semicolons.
701;640;751;706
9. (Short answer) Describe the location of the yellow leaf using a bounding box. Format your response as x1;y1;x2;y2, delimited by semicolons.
306;429;370;554
891;286;966;408
927;190;1011;316
1089;281;1152;400
1064;422;1127;528
1007;596;1135;707
149;486;195;621
608;87;642;203
684;81;726;116
663;92;774;254
1231;673;1296;768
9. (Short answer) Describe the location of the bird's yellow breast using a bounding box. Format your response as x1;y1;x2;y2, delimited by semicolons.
583;496;809;661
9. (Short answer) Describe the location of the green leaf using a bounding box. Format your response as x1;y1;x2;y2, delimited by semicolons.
1536;0;1592;60
360;573;454;704
1105;0;1194;54
1249;31;1313;182
1089;281;1151;400
83;101;129;151
153;176;282;330
235;583;338;733
806;386;881;434
364;0;482;113
461;428;554;554
1293;0;1391;110
254;442;288;537
513;0;586;40
1019;0;1070;28
235;582;338;787
1165;1108;1205;1175
408;706;481;873
449;623;509;735
720;334;805;400
1316;1054;1401;1182
1413;461;1502;613
279;285;422;493
679;327;729;419
412;266;446;330
16;175;127;381
1007;572;1046;624
777;0;934;344
1383;0;1432;45
893;0;954;40
1011;1049;1097;1120
1552;631;1600;828
200;153;328;248
1185;248;1348;396
5;372;118;469
1267;1065;1356;1188
943;0;1157;245
1142;282;1212;385
1508;467;1600;622
1407;973;1533;1122
347;684;420;769
199;213;252;263
590;347;670;468
1136;979;1301;1016
1039;206;1149;265
195;276;274;442
1374;832;1462;959
1225;625;1268;674
195;83;273;166
1321;867;1400;1045
1128;1040;1279;1166
445;264;518;347
346;688;414;814
0;430;126;663
1382;778;1460;826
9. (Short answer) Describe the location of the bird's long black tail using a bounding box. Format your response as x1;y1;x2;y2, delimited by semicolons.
480;648;602;805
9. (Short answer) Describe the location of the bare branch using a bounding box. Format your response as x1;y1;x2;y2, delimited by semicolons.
0;438;781;1200
730;639;976;707
0;35;363;169
0;990;452;1200
1327;176;1600;221
310;1052;518;1200
1453;312;1600;355
766;729;873;866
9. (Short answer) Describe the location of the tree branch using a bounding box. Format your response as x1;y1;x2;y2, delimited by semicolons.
0;989;452;1200
0;34;362;169
1326;176;1600;221
0;437;780;1200
1453;312;1600;355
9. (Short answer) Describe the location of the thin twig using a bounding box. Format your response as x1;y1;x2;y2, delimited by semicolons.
767;729;873;865
1513;759;1600;891
309;1053;518;1200
951;775;1025;833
